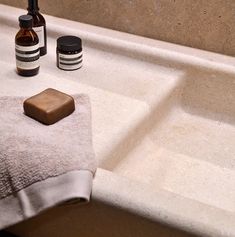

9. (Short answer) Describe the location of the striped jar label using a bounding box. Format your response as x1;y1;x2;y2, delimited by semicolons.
58;51;82;71
15;44;40;70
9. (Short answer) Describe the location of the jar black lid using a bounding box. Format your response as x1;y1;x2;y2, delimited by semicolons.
57;36;82;52
19;15;33;28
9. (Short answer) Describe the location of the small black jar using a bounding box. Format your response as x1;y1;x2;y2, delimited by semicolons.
56;36;83;71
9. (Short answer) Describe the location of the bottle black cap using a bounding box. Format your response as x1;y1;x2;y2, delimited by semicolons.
57;36;82;52
19;15;33;28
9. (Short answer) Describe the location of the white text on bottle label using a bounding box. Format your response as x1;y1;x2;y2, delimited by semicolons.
15;43;40;70
58;52;83;70
33;26;45;48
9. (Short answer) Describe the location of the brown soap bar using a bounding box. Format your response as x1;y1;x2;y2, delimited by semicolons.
24;88;75;125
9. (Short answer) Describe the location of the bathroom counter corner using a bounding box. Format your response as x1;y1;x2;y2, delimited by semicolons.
1;4;235;237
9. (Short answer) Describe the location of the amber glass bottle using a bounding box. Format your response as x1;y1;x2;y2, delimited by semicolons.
15;15;40;77
27;0;47;56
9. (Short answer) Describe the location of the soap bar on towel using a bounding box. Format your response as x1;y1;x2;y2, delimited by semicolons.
24;88;75;125
0;94;96;230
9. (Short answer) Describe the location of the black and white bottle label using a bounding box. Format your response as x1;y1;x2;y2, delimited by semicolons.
58;51;83;71
33;26;45;48
15;44;40;70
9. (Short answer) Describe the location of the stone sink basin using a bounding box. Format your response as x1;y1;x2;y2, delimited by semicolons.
1;4;235;237
111;69;235;214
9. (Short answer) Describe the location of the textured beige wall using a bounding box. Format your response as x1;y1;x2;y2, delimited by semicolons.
1;0;235;56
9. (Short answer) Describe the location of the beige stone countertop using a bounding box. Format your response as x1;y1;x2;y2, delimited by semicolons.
1;4;235;237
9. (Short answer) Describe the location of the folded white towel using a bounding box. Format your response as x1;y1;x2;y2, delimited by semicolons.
0;94;96;230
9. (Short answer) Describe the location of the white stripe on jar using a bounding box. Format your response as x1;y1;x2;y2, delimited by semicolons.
58;52;83;70
58;61;83;71
59;51;82;59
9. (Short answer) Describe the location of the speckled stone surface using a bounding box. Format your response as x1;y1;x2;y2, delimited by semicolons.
0;0;234;56
1;4;235;237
